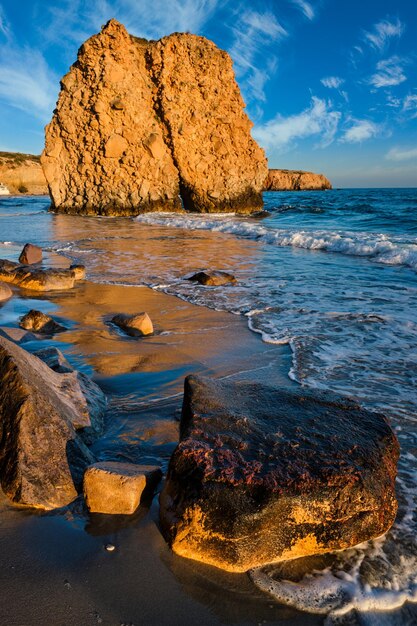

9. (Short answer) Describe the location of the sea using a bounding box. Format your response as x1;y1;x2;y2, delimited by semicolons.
1;188;417;625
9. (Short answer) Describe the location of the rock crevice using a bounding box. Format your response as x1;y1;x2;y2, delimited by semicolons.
41;19;268;215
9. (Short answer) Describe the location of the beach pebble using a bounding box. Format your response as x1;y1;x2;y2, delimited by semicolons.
19;243;42;265
105;543;116;552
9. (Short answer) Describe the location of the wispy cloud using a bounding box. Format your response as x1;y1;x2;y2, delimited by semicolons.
0;4;10;39
253;96;341;152
402;94;417;118
369;56;407;88
289;0;315;20
0;6;58;121
386;146;417;161
229;9;287;103
340;119;380;143
321;76;344;89
363;17;404;52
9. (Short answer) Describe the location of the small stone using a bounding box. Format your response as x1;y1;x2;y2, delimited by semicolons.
84;461;162;514
111;312;154;337
187;270;236;286
18;243;42;265
0;281;12;302
19;309;67;334
105;543;115;552
70;264;86;280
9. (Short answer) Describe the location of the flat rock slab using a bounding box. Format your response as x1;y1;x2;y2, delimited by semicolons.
160;375;399;572
0;259;79;291
20;309;67;334
0;336;102;509
187;270;236;286
84;462;162;514
19;243;42;265
111;312;154;337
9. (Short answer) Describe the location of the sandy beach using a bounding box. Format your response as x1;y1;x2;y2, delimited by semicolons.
0;278;317;626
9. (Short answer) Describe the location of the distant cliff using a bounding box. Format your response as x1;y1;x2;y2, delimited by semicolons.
0;152;48;195
264;169;332;191
41;19;267;216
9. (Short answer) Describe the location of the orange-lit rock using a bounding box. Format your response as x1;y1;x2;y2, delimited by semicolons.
264;169;332;191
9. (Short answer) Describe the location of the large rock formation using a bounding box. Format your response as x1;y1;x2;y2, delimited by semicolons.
160;376;399;573
0;337;105;509
41;19;267;216
264;169;332;191
0;152;47;195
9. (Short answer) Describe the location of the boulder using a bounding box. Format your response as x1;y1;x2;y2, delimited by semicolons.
0;281;12;302
263;169;332;191
111;312;154;337
83;462;162;514
19;243;42;265
0;336;105;509
0;260;78;291
187;270;236;286
70;264;86;280
19;309;67;334
0;327;37;344
41;19;267;216
160;375;399;573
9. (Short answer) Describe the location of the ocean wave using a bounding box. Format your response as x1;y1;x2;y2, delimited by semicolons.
136;213;417;272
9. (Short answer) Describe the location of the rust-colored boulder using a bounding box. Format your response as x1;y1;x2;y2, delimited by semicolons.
0;259;82;291
160;375;399;573
41;19;267;216
83;462;162;514
19;243;42;265
111;312;153;336
19;309;67;334
264;169;332;191
0;336;104;509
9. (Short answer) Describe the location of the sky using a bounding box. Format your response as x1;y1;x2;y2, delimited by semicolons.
0;0;416;187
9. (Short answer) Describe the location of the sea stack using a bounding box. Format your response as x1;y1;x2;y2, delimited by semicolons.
41;19;267;216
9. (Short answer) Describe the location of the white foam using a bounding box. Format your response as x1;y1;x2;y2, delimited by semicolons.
136;213;417;272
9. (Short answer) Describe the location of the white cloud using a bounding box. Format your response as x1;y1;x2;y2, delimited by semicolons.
229;10;287;102
369;56;407;88
0;5;10;39
363;17;404;51
386;146;417;161
402;94;417;118
321;76;344;89
289;0;315;20
341;119;380;143
253;97;341;152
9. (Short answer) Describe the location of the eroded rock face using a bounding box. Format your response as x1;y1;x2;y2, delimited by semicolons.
160;375;399;573
264;169;332;191
0;336;105;508
41;19;267;215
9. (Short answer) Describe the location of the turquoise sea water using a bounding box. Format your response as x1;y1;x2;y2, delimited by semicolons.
1;189;417;623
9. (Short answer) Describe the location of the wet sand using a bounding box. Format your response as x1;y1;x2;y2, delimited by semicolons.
0;280;318;626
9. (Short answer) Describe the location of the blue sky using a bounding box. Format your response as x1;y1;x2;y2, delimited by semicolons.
0;0;416;187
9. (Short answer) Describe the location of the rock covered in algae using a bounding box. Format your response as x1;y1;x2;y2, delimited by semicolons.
160;375;399;572
41;19;267;216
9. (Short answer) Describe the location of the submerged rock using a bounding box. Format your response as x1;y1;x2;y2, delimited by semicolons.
264;169;332;191
19;243;42;265
0;336;104;509
41;19;267;216
160;375;399;572
19;309;67;334
83;461;162;514
0;281;12;302
111;312;154;336
187;270;237;286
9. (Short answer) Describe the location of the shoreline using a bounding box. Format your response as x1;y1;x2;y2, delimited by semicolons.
0;278;304;626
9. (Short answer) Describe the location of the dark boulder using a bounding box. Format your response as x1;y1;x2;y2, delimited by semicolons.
160;375;399;572
187;270;237;286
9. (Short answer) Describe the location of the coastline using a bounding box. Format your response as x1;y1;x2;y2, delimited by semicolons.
0;278;304;626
